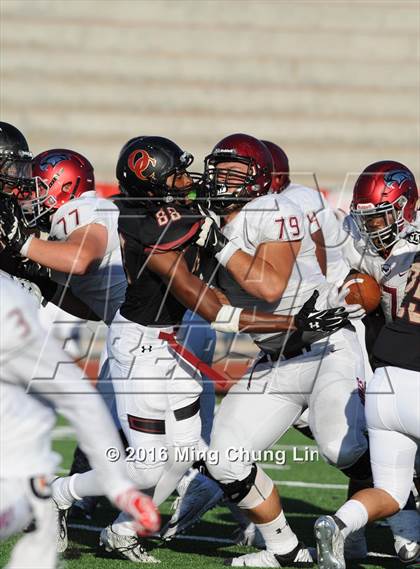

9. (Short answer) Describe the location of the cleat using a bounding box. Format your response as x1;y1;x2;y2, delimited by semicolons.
99;525;160;563
224;542;314;567
232;523;266;549
343;527;367;560
388;510;420;565
161;472;223;540
396;541;420;565
314;516;345;569
54;500;69;553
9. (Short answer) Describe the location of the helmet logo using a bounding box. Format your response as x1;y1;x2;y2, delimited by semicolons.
384;169;412;189
39;152;70;170
128;150;157;181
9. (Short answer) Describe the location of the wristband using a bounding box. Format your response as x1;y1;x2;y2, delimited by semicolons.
211;305;243;333
20;234;34;257
214;241;240;267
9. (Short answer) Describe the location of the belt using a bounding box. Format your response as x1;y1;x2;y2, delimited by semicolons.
246;344;313;390
158;331;229;389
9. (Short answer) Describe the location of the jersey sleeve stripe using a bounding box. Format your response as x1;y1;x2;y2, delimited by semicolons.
144;221;202;253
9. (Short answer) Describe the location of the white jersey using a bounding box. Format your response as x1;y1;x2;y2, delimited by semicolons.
281;183;350;284
0;275;132;501
49;191;126;324
218;193;329;349
342;216;418;322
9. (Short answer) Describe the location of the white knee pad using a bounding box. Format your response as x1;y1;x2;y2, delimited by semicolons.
207;463;274;510
319;437;367;470
236;465;274;510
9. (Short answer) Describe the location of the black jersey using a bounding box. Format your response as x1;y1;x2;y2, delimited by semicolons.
117;201;203;326
373;252;420;372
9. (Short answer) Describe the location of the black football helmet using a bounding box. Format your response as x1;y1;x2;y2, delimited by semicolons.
116;136;201;207
0;122;34;198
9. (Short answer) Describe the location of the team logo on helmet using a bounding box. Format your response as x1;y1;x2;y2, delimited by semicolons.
384;170;412;189
39;152;70;171
128;149;157;181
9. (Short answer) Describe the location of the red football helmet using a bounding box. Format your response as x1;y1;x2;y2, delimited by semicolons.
203;133;273;213
350;160;418;253
22;149;94;228
261;140;290;192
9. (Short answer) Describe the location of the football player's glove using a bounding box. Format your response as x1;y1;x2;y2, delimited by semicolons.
327;280;366;319
295;290;350;332
114;488;160;537
195;216;239;267
0;196;32;254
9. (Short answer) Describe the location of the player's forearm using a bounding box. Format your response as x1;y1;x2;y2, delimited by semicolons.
25;237;95;275
239;310;296;333
171;274;295;333
225;249;288;302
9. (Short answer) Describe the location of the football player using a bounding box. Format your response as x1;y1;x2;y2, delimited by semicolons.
262;139;327;277
0;272;160;569
194;133;369;568
255;140;373;561
0;122;100;317
0;145;130;523
314;245;420;569
52;135;349;562
332;161;420;564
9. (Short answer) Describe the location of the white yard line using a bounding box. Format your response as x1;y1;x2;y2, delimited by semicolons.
52;426;77;440
68;523;397;559
274;480;347;489
261;463;290;471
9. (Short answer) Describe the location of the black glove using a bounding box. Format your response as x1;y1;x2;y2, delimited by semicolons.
294;290;350;333
195;216;240;267
0;196;30;253
195;216;229;254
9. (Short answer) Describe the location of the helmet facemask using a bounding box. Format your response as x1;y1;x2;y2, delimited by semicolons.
351;195;408;253
0;151;34;199
19;176;59;230
203;153;260;213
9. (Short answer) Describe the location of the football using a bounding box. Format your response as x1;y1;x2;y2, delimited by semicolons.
342;272;381;314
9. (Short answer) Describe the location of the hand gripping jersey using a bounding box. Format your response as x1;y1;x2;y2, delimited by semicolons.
373;252;420;371
116;201;202;326
49;191;126;324
218;193;329;351
281;183;350;284
342;216;418;323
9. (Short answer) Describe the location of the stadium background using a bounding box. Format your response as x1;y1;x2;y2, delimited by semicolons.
1;2;419;567
2;0;419;382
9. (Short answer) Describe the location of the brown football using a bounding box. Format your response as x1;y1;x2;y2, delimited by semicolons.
342;272;381;314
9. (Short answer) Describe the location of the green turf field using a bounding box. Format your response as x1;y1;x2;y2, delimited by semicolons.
1;421;414;569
